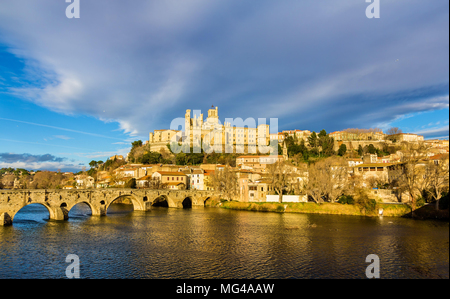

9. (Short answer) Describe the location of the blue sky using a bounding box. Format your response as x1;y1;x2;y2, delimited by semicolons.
0;0;448;172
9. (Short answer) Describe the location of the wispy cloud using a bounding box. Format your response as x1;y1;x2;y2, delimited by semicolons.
53;135;72;140
73;148;130;160
112;142;129;145
413;125;450;139
0;117;123;140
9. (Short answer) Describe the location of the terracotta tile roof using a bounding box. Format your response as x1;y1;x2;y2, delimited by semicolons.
154;171;187;176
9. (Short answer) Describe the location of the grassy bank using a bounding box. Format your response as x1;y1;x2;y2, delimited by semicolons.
216;201;414;217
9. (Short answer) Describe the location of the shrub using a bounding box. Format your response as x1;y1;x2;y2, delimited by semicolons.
338;195;355;205
354;189;378;215
124;178;136;189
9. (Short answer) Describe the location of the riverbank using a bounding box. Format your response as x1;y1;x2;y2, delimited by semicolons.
207;200;449;220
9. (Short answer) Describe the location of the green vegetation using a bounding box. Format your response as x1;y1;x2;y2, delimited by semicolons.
337;195;354;205
218;201;413;217
124;178;136;189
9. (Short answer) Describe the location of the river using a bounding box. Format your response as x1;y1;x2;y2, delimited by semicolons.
0;203;448;279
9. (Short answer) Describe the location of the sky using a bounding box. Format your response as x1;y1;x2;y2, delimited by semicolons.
0;0;448;172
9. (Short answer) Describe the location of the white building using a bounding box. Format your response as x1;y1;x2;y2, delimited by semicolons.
187;169;205;190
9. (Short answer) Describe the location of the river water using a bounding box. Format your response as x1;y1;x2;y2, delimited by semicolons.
0;203;448;279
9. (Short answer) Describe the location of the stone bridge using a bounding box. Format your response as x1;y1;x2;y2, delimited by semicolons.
0;188;220;226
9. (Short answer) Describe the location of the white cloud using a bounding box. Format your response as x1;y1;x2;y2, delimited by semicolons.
54;135;72;140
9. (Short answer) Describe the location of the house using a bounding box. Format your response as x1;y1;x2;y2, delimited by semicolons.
236;155;284;172
186;169;205;190
203;170;215;191
363;154;378;164
377;156;391;163
75;175;95;189
352;163;397;184
152;171;187;188
281;130;311;141
347;158;363;168
429;153;449;166
390;133;424;142
165;182;186;190
109;155;124;161
136;175;153;188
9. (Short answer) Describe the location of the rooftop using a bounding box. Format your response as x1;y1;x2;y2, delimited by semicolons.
154;171;187;176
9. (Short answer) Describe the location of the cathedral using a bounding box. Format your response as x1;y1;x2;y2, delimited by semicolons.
149;106;271;154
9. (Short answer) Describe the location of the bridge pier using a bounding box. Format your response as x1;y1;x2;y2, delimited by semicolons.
50;206;69;221
0;212;12;226
91;205;107;217
134;201;152;211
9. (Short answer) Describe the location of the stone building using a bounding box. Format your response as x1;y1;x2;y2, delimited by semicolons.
148;106;271;154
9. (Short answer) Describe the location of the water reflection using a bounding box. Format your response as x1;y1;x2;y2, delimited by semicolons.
0;204;448;279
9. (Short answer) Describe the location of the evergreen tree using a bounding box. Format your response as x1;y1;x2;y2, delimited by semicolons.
357;145;364;156
338;144;347;156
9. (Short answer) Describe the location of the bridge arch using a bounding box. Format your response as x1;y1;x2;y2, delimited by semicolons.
182;197;192;209
10;202;54;224
152;195;169;207
203;197;212;206
67;201;96;216
106;194;144;213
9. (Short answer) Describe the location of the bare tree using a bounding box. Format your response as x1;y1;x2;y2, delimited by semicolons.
207;166;238;201
1;174;15;189
386;127;403;135
392;147;430;217
146;177;168;190
266;161;296;203
304;157;348;203
385;127;403;142
425;156;449;210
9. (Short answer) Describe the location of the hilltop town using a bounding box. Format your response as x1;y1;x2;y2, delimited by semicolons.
1;107;449;211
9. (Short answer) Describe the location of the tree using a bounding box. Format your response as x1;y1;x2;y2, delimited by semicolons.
357;145;364;156
303;157;348;203
29;171;65;189
386;127;403;142
131;140;143;148
318;131;335;157
425;156;449;210
308;131;318;149
142;152;162;164
207;166;238;201
128;140;146;163
144;177;168;190
89;160;98;169
266;161;295;203
1;174;15;189
391;148;430;217
124;178;137;189
338;144;347;156
308;132;319;155
367;144;377;154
